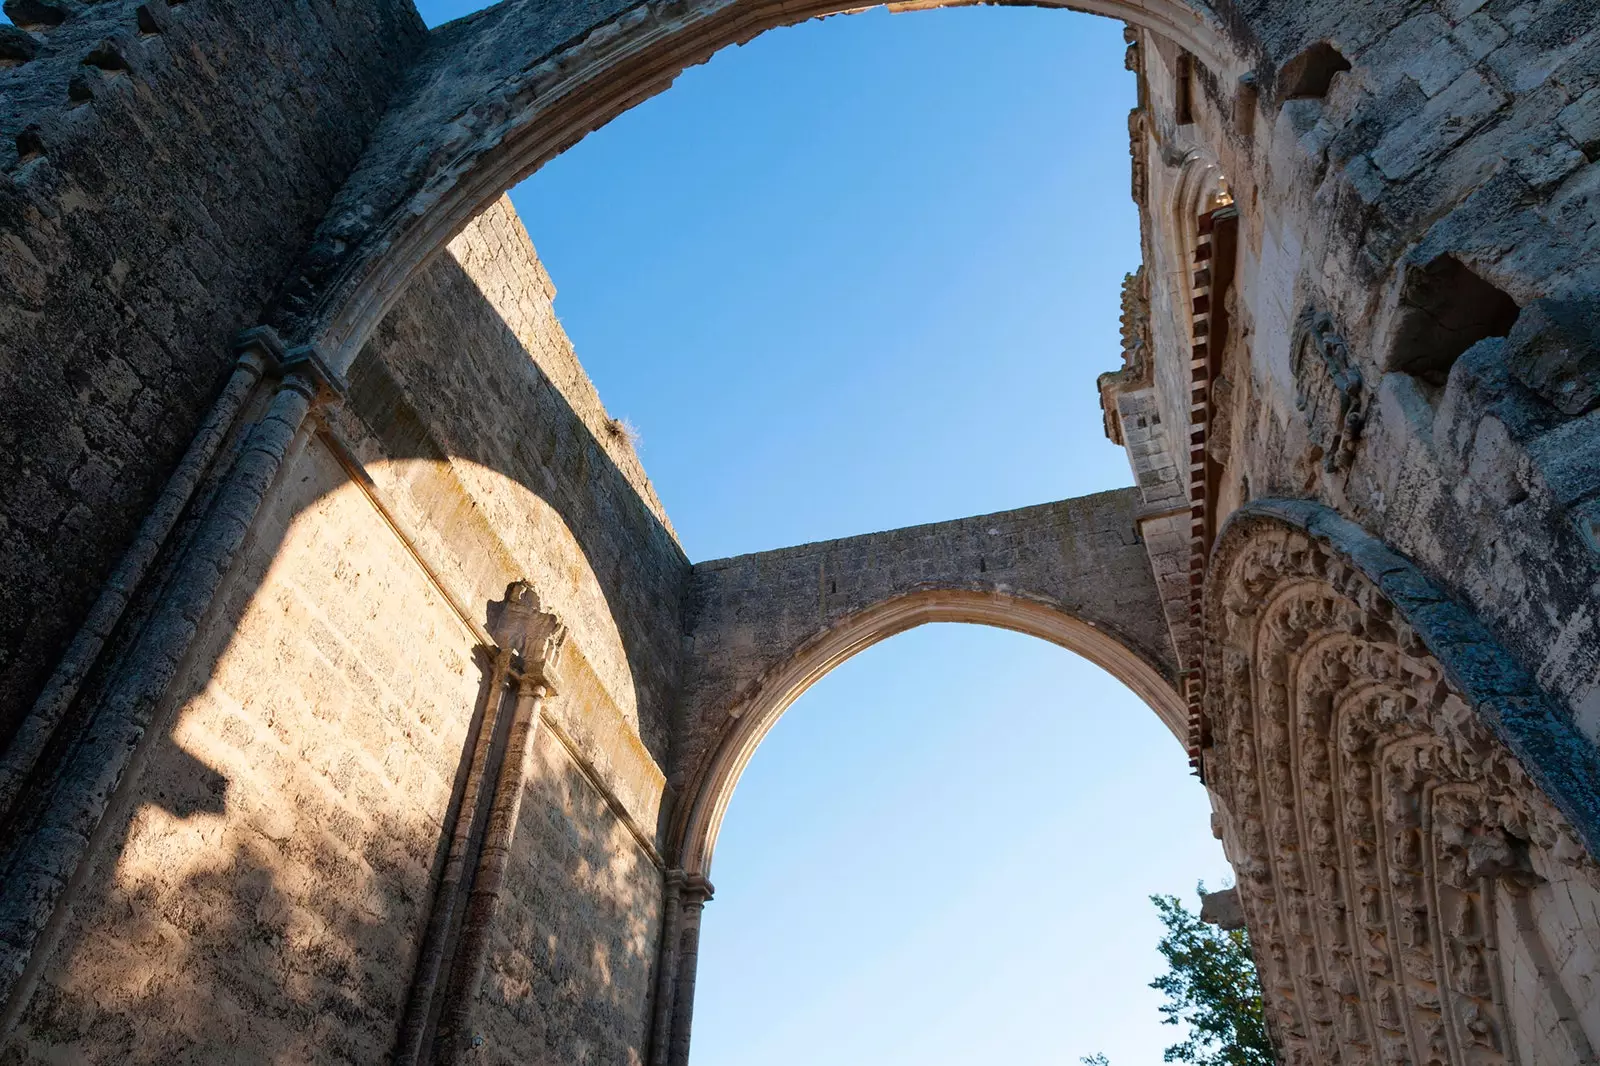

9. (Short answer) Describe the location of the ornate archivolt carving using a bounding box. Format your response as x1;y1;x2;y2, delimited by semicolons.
1204;503;1600;1066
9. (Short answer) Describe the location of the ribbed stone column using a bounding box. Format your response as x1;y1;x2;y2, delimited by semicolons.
648;869;688;1066
437;670;552;1062
413;581;566;1063
0;346;342;1027
394;645;514;1066
666;875;714;1066
0;330;276;824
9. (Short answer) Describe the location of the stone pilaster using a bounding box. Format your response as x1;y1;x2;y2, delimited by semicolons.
408;582;566;1063
666;875;714;1066
648;869;687;1066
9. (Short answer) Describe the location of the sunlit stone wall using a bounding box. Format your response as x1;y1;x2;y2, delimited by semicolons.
0;195;680;1063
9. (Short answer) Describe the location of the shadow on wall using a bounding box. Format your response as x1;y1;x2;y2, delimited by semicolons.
345;235;690;765
0;225;679;1061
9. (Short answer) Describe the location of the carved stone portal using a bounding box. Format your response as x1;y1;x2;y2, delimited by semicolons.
1204;505;1600;1066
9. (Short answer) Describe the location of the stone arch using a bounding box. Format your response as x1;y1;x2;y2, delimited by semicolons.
676;586;1187;878
266;0;1250;371
647;490;1193;1064
1202;499;1600;1066
1169;149;1232;310
665;488;1187;875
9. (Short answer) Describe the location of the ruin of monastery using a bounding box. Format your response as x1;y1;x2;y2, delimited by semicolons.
2;0;1600;1060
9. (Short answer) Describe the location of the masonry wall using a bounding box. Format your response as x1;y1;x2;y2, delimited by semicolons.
1111;0;1600;737
351;195;689;774
0;0;427;753
471;727;661;1065
674;489;1178;798
1117;5;1600;1060
1;431;481;1063
0;194;680;1062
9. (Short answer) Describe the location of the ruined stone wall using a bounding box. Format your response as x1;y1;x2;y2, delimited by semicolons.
472;726;661;1065
1106;0;1600;736
0;0;428;752
0;194;678;1063
352;194;687;772
1110;2;1600;1060
6;0;1600;1061
2;431;483;1063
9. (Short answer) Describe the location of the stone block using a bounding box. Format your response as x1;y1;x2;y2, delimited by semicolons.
1528;408;1600;505
1199;886;1246;929
1559;89;1600;156
1453;12;1510;60
1505;297;1600;416
1372;70;1508;180
1404;35;1474;96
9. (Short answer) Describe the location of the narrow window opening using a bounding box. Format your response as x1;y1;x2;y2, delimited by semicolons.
1389;254;1520;386
1278;42;1351;101
1176;51;1195;125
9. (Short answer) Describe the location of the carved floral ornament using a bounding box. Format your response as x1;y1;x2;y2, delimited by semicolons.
1201;502;1600;1066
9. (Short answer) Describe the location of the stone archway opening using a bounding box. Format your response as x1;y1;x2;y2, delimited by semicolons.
683;619;1227;1065
677;588;1189;880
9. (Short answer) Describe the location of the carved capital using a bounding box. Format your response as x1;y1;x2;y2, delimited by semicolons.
681;874;714;907
278;343;348;406
232;324;288;378
492;581;567;692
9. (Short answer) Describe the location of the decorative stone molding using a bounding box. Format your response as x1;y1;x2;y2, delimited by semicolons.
1183;203;1238;774
1125;25;1149;208
1098;267;1153;444
1204;500;1600;1066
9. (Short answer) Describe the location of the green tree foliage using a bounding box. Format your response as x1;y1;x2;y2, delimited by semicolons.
1078;889;1276;1066
1148;889;1276;1066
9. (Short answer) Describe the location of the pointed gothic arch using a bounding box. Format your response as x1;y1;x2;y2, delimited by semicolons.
675;587;1187;879
263;0;1249;371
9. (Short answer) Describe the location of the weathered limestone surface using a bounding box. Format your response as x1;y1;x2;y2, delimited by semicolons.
0;191;676;1061
472;727;661;1065
352;194;688;771
4;0;1600;1062
1206;502;1600;1066
4;433;483;1063
0;0;427;754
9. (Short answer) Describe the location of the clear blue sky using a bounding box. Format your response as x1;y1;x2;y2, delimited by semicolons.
437;3;1233;1062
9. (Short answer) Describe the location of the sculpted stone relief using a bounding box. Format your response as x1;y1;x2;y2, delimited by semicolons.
1292;310;1368;485
1206;516;1600;1066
